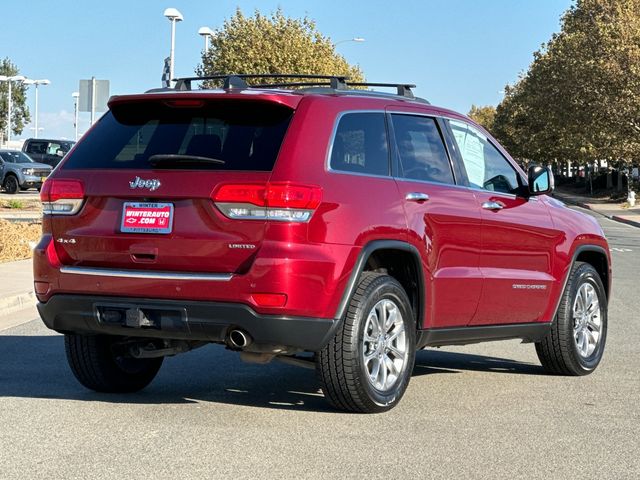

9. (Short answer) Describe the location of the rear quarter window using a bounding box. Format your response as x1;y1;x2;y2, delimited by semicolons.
329;112;390;176
62;100;293;171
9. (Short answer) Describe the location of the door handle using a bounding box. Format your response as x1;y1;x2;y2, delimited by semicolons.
405;192;430;202
482;201;504;211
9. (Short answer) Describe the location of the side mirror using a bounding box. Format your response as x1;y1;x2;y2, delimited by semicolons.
528;165;554;196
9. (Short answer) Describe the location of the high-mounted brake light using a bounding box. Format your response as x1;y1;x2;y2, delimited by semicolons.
212;183;322;222
41;179;85;215
164;100;206;108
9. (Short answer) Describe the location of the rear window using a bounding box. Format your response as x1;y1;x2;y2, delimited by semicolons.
63;100;293;170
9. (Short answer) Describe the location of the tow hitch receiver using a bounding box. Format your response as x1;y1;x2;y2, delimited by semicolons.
95;303;187;332
125;308;155;328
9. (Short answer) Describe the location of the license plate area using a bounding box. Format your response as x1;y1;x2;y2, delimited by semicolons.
121;202;174;234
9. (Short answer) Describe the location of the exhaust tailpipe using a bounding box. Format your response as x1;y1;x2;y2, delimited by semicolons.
228;329;252;349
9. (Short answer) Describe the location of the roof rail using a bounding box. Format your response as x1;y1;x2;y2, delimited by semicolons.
171;74;423;101
174;74;348;92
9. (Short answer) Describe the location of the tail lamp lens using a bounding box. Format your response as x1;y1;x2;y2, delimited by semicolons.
212;183;322;222
41;179;85;215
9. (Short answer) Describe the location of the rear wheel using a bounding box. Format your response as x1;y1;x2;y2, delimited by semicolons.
2;175;19;194
317;272;416;413
65;334;163;392
536;262;607;375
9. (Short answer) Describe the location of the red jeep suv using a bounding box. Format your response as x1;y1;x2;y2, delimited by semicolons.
34;74;611;413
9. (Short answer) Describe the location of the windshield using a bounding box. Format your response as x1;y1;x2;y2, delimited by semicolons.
0;151;34;163
63;100;293;170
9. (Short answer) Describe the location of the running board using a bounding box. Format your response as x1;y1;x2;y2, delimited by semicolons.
417;322;552;349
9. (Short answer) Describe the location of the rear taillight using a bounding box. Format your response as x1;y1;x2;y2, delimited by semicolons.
40;179;85;215
212;183;322;222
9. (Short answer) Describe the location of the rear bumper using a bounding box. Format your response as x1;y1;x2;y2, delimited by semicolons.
37;294;339;351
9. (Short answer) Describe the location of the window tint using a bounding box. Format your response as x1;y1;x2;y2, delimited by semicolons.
330;113;389;176
392;114;454;184
26;141;47;154
449;120;520;194
63;101;293;170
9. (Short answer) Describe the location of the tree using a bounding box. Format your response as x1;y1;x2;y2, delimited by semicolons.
493;0;640;179
468;105;496;134
196;9;364;86
0;58;30;142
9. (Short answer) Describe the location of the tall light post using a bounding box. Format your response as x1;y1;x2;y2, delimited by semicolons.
163;8;183;86
334;37;366;47
198;26;215;53
72;92;80;141
0;75;26;143
23;79;50;139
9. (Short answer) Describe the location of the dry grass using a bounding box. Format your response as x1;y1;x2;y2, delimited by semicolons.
0;198;42;211
0;219;42;263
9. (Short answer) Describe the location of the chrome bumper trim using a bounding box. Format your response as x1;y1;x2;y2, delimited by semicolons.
60;266;233;282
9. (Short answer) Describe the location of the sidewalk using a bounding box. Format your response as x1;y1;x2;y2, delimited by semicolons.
0;259;35;317
553;188;640;228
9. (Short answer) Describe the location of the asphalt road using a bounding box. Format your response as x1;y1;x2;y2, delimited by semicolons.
0;207;638;479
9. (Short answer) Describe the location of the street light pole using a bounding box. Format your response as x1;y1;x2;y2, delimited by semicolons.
24;79;50;139
164;8;183;87
198;26;215;54
72;92;80;141
334;37;366;47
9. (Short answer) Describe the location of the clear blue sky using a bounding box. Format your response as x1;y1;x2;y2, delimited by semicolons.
2;0;572;140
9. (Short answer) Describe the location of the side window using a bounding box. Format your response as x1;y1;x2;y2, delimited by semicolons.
47;143;62;155
392;114;454;184
26;141;46;154
330;113;389;176
448;120;520;194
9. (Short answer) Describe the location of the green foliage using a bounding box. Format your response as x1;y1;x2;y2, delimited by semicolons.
0;58;31;140
493;0;640;167
196;8;365;87
468;105;496;133
6;199;24;209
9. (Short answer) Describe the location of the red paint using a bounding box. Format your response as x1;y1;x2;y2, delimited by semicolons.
34;89;611;330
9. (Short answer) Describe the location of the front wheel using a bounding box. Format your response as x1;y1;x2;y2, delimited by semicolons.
2;175;19;194
317;272;416;413
536;262;607;375
65;334;163;393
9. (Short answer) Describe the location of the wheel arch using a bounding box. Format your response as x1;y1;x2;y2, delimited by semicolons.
334;240;425;328
551;244;611;321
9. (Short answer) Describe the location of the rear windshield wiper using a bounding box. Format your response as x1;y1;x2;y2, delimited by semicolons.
148;154;225;167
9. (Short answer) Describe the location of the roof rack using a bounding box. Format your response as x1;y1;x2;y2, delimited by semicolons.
174;74;348;91
171;74;423;101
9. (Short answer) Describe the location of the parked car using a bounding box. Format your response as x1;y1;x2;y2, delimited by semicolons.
0;150;52;194
22;138;75;168
34;74;611;413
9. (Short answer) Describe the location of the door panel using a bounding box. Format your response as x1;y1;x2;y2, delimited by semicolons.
388;112;482;328
472;193;559;325
442;118;560;325
398;181;482;328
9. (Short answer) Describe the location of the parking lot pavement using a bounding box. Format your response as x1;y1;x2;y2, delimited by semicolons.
0;191;41;201
0;207;638;479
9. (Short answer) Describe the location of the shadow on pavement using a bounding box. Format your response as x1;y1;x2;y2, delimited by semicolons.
0;334;542;411
414;348;544;376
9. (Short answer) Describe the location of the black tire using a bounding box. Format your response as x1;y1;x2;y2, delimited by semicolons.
536;262;607;375
317;272;416;413
65;334;163;393
3;175;19;194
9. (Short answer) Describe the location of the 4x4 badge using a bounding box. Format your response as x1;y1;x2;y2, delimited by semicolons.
129;176;161;191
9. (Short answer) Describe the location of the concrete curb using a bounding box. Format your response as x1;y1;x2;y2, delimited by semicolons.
0;214;42;223
0;291;36;318
610;215;640;228
554;195;640;228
